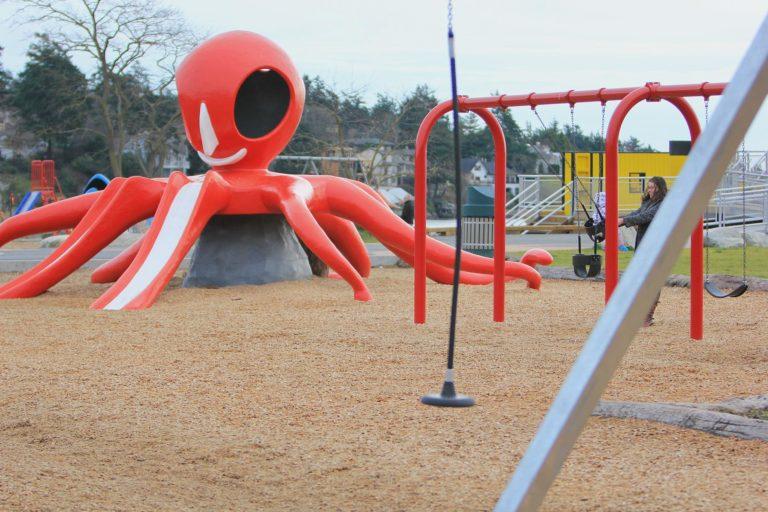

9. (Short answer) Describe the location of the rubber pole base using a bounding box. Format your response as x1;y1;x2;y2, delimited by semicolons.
421;380;475;408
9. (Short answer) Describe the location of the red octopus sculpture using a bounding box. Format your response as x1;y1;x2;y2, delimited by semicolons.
0;31;552;310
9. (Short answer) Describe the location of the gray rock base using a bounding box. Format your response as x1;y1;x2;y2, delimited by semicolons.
183;214;312;288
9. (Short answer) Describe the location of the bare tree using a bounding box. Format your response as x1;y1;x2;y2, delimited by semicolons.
13;0;198;177
358;95;414;188
128;66;188;177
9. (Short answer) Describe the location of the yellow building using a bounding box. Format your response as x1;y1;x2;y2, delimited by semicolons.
562;151;688;216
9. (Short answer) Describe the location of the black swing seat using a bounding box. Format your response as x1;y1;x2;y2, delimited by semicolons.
704;280;748;298
573;253;602;278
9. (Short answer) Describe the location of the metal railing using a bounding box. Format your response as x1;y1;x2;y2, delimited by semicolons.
506;180;571;228
507;171;768;229
731;149;768;176
707;183;768;227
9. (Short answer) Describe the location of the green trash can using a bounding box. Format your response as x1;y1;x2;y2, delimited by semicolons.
462;185;495;257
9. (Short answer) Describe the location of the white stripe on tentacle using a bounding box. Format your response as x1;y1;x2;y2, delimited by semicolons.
104;182;203;310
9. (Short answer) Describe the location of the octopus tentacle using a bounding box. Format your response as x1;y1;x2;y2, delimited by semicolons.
310;176;546;288
92;171;230;310
313;212;371;278
274;185;371;302
345;179;391;206
520;248;554;268
0;193;100;248
381;240;495;285
342;179;506;284
90;236;144;284
0;177;165;299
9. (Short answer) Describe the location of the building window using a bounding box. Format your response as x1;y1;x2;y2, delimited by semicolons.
629;172;646;194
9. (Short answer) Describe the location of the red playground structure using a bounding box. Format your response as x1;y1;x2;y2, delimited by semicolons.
31;160;63;206
0;31;550;311
413;82;726;340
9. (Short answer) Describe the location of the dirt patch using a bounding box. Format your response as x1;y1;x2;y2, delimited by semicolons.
1;269;767;511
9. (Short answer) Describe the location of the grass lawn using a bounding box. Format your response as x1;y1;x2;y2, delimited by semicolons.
358;229;378;243
524;246;768;278
358;226;767;279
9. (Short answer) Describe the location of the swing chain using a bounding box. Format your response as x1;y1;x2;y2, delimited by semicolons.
704;97;709;125
447;0;454;32
742;140;747;283
569;105;576;149
532;106;548;132
703;96;712;283
600;103;606;142
705;215;710;281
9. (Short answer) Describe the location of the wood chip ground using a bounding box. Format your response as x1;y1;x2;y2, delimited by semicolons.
1;269;767;511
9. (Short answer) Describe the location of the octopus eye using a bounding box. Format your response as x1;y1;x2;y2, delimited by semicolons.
234;68;291;139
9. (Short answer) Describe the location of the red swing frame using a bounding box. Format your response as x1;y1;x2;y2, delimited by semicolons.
413;81;726;340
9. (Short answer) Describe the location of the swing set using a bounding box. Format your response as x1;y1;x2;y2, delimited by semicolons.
559;96;750;297
414;1;767;508
414;82;736;340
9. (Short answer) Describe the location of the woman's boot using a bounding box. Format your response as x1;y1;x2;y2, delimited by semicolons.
644;300;658;327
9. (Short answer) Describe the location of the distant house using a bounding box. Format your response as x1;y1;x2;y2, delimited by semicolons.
352;138;414;187
460;157;519;195
461;157;492;183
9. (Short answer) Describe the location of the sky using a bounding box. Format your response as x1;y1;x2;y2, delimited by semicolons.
0;0;766;151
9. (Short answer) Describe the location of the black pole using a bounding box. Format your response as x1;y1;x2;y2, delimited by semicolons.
421;23;474;408
446;26;462;372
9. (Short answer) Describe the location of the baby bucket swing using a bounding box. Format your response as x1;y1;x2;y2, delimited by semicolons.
560;103;607;278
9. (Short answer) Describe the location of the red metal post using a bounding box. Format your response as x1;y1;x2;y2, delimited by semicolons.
414;101;453;324
470;108;507;322
604;87;651;301
690;218;705;339
605;90;705;340
665;97;704;340
413;103;508;323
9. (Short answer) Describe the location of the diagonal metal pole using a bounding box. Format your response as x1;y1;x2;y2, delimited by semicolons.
495;14;768;512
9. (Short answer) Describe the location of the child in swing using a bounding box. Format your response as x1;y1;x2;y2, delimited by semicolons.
619;176;668;326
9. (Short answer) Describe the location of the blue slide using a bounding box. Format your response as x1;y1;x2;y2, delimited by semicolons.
83;173;111;194
12;191;42;216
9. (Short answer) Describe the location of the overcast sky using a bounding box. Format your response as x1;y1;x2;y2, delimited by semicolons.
1;0;766;151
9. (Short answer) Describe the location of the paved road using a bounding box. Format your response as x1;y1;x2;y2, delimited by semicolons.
0;244;401;273
0;233;577;273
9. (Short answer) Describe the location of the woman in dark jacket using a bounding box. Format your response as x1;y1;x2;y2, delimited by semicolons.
619;176;668;326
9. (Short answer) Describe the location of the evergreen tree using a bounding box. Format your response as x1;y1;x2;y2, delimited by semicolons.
397;84;439;142
619;136;656;152
10;35;87;158
493;107;536;172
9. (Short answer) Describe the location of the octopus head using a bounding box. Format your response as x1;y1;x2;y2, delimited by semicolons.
176;31;305;170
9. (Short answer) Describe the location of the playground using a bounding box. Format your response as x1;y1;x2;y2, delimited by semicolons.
0;0;766;509
1;267;766;510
